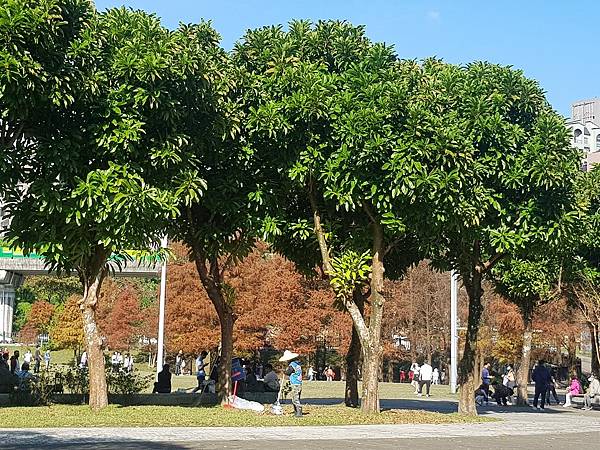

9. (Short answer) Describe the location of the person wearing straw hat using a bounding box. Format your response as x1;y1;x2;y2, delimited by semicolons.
279;350;302;417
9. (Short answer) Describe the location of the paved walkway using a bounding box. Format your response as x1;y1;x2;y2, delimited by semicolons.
2;407;600;446
1;403;598;449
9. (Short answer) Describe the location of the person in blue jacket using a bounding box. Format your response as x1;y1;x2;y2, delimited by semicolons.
280;350;302;417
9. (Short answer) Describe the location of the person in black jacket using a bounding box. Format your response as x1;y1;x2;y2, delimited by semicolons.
153;364;172;393
492;381;514;406
531;360;551;410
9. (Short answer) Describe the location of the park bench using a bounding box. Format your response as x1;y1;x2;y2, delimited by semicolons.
571;394;600;409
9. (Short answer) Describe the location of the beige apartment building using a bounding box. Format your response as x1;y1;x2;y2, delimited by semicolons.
567;98;600;170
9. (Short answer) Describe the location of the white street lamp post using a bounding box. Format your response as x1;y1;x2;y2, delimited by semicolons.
156;236;168;378
450;269;458;394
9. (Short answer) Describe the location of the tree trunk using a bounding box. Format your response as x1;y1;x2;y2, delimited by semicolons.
78;252;108;411
345;290;364;408
426;312;432;365
361;345;381;413
589;322;600;377
567;337;578;374
309;196;387;413
360;219;385;414
457;271;483;416
192;251;236;403
517;317;533;406
217;310;235;402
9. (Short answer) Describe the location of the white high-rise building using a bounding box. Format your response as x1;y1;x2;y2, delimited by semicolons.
567;98;600;171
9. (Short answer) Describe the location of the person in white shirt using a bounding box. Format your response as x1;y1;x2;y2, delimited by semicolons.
307;366;315;381
80;351;88;369
583;374;600;410
418;362;433;397
432;368;439;385
44;349;51;370
23;350;32;364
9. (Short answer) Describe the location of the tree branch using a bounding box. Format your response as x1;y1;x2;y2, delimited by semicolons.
308;180;332;274
482;252;506;273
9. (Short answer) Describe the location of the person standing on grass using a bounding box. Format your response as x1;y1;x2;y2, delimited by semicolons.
111;351;119;372
192;351;208;393
481;362;492;404
23;349;32;365
531;359;551;410
545;367;560;405
0;352;9;371
80;350;87;369
307;366;314;381
175;350;183;376
432;368;439;385
125;353;134;373
410;362;420;394
44;349;51;370
34;345;41;374
325;367;335;381
280;350;302;418
10;350;19;374
582;374;600;410
417;361;433;397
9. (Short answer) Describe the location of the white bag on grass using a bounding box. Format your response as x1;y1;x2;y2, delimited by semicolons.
227;395;265;412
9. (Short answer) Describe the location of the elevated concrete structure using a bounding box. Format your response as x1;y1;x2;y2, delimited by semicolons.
0;249;160;343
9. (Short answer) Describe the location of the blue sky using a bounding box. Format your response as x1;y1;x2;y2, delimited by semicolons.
94;0;593;117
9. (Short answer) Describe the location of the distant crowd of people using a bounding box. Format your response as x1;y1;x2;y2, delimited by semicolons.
472;359;600;411
0;346;53;391
1;346;51;375
110;351;134;373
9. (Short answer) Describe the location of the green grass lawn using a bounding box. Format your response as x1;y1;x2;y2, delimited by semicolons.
0;404;490;428
3;346;455;399
161;376;457;399
3;346;479;428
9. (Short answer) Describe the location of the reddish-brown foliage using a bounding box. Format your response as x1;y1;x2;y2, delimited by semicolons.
162;243;351;359
100;287;143;351
164;260;220;355
24;300;55;335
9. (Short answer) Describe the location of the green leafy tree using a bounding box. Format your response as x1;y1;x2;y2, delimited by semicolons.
0;0;91;190
428;62;582;414
4;7;208;410
166;24;259;402
236;22;471;412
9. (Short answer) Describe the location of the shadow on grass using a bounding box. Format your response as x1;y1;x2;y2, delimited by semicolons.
295;396;580;416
